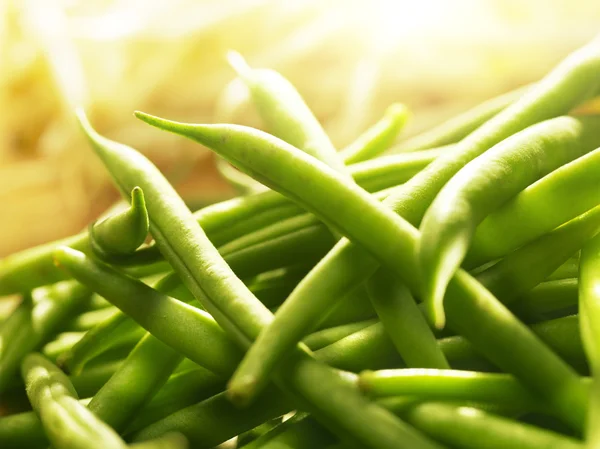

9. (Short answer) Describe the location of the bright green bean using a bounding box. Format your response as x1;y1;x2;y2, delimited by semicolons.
579;233;600;447
87;333;183;432
341;103;410;164
138;115;588;429
469;146;600;267
400;402;583;449
359;369;541;411
65;306;120;332
21;353;127;449
89;186;149;261
216;156;265;195
390;84;531;153
512;278;578;321
227;51;346;174
366;269;449;368
419;116;600;327
303;320;378;351
477;205;600;302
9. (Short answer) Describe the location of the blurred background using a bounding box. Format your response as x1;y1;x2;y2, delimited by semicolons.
1;0;600;257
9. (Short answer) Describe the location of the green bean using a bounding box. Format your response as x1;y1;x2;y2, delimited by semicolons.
139;114;589;429
418;116;600;327
477;204;600;302
303;320;378;351
248;264;311;309
68;361;123;398
359;369;541;411
341;104;410;164
227;51;345;174
512;278;578;322
65;306;120;332
0;407;50;449
469;146;600;267
55;248;241;377
56;246;441;449
546;256;580;281
128;432;188;449
312;286;377;330
87;333;183;432
366;269;449;368
89;186;149;261
124;366;224;435
400;402;583;449
131;386;291;447
0;281;90;394
240;413;336;449
43;332;86;361
62;311;145;374
21;352;127;449
578;233;600;447
390;84;531;153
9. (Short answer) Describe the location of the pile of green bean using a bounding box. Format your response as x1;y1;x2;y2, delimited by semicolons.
2;34;600;449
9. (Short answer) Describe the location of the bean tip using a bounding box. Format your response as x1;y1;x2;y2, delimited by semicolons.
226;377;257;408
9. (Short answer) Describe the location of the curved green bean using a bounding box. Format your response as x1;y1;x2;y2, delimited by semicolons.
89;186;149;261
469;146;600;267
419;115;600;327
341;103;410;164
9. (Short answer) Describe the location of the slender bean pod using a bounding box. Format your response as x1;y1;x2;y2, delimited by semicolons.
341;103;410;164
469;146;600;267
21;353;127;449
419;116;600;326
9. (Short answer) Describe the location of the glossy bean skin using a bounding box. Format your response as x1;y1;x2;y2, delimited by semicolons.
21;353;127;449
400;402;583;449
359;369;542;411
418;116;600;327
139;116;587;430
89;187;149;261
477;205;600;303
228;51;346;174
512;278;578;322
578;233;600;446
390;84;531;153
469;146;600;267
341;103;410;164
366;269;449;368
74;116;442;449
